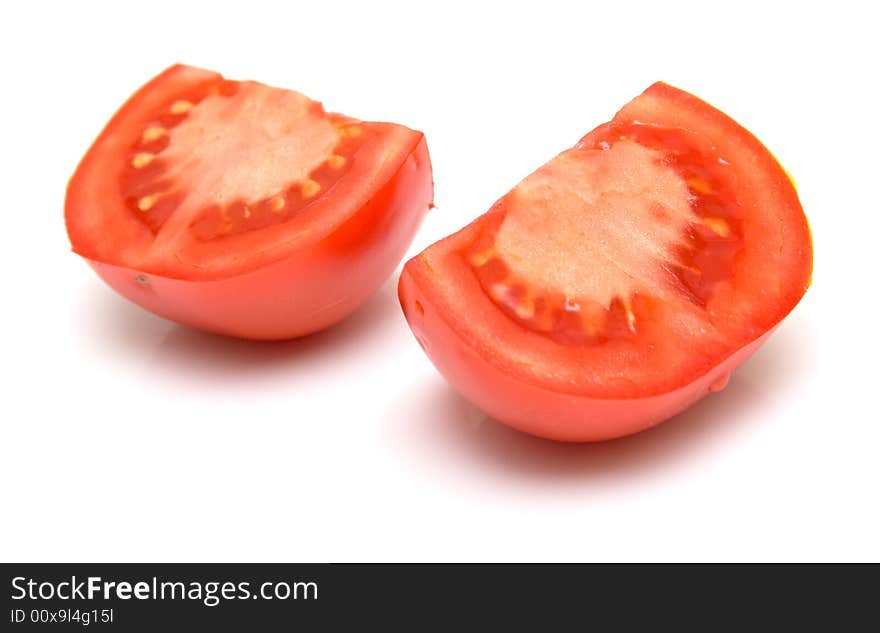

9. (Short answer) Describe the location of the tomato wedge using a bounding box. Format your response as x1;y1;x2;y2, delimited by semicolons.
399;83;812;442
66;65;433;339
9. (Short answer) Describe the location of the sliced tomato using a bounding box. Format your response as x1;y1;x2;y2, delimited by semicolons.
66;64;433;339
399;82;812;442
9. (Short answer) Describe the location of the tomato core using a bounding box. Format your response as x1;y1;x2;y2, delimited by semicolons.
120;79;366;242
467;124;744;346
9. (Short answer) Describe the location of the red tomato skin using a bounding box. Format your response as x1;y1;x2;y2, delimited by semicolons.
89;137;432;340
399;263;773;442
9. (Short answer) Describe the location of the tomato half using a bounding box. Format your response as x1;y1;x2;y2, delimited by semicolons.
399;83;812;442
66;64;433;339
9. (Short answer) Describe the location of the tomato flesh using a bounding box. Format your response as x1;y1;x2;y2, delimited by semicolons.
67;65;433;339
399;83;811;441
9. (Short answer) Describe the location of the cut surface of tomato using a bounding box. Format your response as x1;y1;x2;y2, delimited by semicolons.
66;65;433;339
399;82;811;441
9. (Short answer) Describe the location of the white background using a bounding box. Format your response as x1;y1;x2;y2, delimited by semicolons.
1;0;877;562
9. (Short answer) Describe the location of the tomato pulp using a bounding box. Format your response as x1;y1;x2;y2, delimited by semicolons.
399;83;812;442
66;65;433;339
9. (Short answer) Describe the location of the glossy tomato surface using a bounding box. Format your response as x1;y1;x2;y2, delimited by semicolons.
66;65;433;339
399;83;812;442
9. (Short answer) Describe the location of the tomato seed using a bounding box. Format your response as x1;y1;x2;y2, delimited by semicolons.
301;179;321;199
270;196;285;212
141;126;166;142
702;217;730;238
469;249;494;267
131;153;155;169
347;125;363;137
514;296;535;320
138;194;159;211
687;176;712;194
169;100;192;115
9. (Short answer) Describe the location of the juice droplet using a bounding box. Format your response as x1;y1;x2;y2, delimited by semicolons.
708;372;731;392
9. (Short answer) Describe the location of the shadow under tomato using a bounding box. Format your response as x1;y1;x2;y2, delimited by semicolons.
400;315;815;482
81;277;402;380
